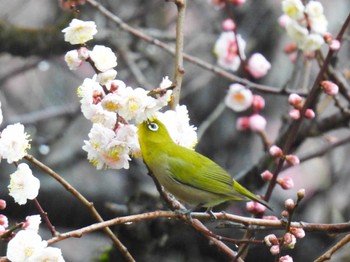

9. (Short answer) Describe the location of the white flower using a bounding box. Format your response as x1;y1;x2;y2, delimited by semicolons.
286;21;309;47
82;123;133;169
282;0;304;20
8;163;40;205
77;78;117;128
309;15;328;34
159;76;173;89
96;69;118;85
23;215;41;232
0;101;3;125
301;33;325;52
29;247;65;262
214;31;246;71
62;19;97;45
305;1;324;17
225;83;253;112
246;53;271;78
89;45;117;72
6;230;47;262
0;123;31;163
156;105;197;149
64;50;83;70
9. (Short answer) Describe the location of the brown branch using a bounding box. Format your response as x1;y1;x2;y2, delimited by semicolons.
147;171;241;261
46;210;350;246
85;0;302;96
314;233;350;262
169;0;186;109
33;198;57;236
24;154;135;262
264;12;350;202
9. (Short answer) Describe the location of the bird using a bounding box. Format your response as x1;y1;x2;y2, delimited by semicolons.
137;118;271;216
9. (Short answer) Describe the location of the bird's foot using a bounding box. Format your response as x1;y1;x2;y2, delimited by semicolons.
175;208;193;220
206;207;217;220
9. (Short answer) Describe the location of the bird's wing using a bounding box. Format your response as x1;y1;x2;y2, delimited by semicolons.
166;148;239;197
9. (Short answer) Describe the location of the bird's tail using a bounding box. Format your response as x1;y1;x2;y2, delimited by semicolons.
233;181;273;211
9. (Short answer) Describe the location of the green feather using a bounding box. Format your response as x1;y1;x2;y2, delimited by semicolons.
138;118;271;210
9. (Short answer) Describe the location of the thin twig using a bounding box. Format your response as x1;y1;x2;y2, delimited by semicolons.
24;154;135;262
264;12;350;203
46;210;350;246
169;0;186;109
85;0;302;96
33;198;57;236
197;101;226;140
314;233;350;262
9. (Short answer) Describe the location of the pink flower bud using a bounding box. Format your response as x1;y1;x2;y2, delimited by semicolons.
284;198;295;211
246;53;271;78
269;145;283;158
283;43;297;54
329;39;341;50
249;114;267;132
231;0;245;6
0;214;8;228
0;199;6;210
277;177;294;190
222;19;236;31
321;80;339;96
279;255;293;262
285;154;300;166
252;95;265;111
323;32;333;44
261;170;274;181
78;47;89;60
283;232;296;248
288;93;303;107
289;109;300;120
278;14;291;28
263;215;279;221
236;116;250;131
290;227;306;239
246;200;267;214
270;244;280;255
264;234;279;246
305;109;315;119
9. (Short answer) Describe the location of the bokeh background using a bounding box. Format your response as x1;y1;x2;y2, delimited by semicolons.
0;0;350;261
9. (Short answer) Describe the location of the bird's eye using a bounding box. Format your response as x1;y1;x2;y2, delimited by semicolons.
148;123;159;131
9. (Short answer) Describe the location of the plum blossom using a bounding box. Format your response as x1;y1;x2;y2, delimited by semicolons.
0;123;31;163
214;32;246;71
8;163;40;205
156;105;197;149
225;84;253;112
89;45;117;72
246;53;271;78
62;19;97;45
6;230;47;262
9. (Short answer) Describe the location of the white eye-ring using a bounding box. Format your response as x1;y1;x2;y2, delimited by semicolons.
148;123;159;131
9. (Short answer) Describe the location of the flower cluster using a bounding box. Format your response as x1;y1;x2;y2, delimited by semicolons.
6;215;65;262
264;191;306;258
214;31;246;71
260;145;301;190
280;0;329;53
62;19;197;169
288;93;315;120
224;83;267;133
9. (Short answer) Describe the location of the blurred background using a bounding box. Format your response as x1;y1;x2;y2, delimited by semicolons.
0;0;350;261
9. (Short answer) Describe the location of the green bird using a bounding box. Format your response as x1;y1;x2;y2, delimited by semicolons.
137;118;271;215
